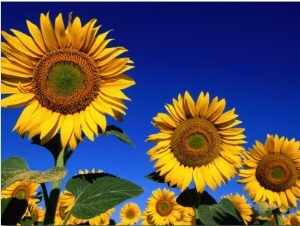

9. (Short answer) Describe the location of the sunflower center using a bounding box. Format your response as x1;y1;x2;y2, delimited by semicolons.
290;215;300;225
16;189;26;199
47;62;84;97
126;210;135;219
256;154;298;192
32;48;100;114
171;117;222;167
156;200;172;216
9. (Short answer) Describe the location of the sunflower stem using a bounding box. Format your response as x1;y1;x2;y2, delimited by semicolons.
62;208;72;225
41;183;50;209
44;147;68;225
272;208;282;226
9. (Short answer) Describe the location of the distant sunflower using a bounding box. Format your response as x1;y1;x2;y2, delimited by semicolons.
239;134;300;208
118;202;141;225
1;12;135;150
222;193;253;225
1;181;40;205
89;207;115;225
22;204;45;224
140;210;155;225
145;188;182;225
147;91;245;192
282;210;300;226
173;206;195;225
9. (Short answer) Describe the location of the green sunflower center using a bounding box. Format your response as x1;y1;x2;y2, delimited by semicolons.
33;48;100;114
171;117;222;167
156;200;172;216
256;154;298;192
47;62;84;97
16;189;26;199
126;210;135;219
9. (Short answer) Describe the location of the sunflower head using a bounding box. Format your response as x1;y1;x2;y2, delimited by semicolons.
283;210;300;226
239;134;300;208
222;193;253;225
118;202;141;225
1;181;40;205
145;188;183;225
147;91;245;192
22;204;45;224
1;12;135;150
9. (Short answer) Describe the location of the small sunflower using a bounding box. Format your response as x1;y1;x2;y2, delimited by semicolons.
145;188;182;225
118;202;141;225
147;91;245;192
238;134;300;209
222;193;253;225
1;181;40;205
88;207;115;225
140;210;155;225
173;206;195;225
1;12;135;150
22;204;45;224
282;210;300;226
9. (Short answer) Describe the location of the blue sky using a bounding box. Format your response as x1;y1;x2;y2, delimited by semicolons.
1;1;300;222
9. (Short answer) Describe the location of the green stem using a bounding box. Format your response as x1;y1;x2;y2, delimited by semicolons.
273;208;282;226
62;207;72;225
43;148;67;225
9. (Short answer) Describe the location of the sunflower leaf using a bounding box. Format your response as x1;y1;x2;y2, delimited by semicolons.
104;125;135;147
197;198;244;225
1;157;67;190
66;175;144;219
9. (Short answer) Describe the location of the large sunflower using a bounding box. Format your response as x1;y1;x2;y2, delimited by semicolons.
1;12;135;150
222;193;253;225
118;202;141;225
88;207;115;225
145;188;182;225
282;209;300;226
238;134;300;209
1;181;40;205
147;91;245;192
22;204;45;224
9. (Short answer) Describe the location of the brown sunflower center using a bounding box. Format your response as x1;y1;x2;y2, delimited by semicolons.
256;154;298;192
156;200;172;216
290;215;300;225
171;117;222;167
125;209;135;219
12;185;29;200
32;48;100;114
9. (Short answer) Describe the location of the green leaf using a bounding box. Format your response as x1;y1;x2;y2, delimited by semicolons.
197;198;244;225
104;125;135;147
66;175;144;219
1;198;28;225
1;157;67;190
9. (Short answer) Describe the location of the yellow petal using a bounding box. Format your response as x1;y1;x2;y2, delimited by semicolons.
26;19;46;52
79;110;94;141
60;114;73;148
40;13;58;50
183;91;196;117
54;13;68;48
89;105;107;133
40;111;60;139
88;30;112;56
196;91;209;117
193;167;206;193
1;93;35;108
181;166;193;191
85;106;98;135
96;47;128;66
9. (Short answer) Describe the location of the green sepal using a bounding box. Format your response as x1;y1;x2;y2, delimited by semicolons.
197;198;244;225
1;198;28;225
65;173;144;219
103;125;135;148
1;156;66;190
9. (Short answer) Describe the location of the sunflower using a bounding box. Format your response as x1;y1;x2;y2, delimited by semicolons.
118;202;141;225
88;207;115;225
22;204;45;224
140;210;155;225
173;206;195;225
238;134;300;209
1;12;135;150
147;91;245;192
222;193;253;225
145;188;182;225
282;210;300;226
1;181;40;205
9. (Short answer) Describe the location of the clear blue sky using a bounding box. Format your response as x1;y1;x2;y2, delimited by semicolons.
1;1;300;222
